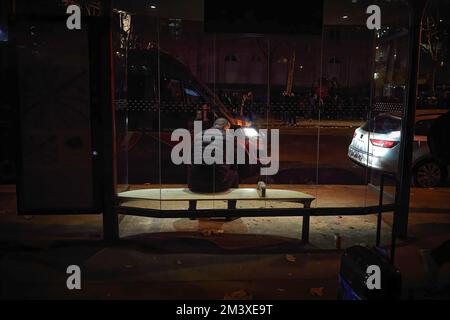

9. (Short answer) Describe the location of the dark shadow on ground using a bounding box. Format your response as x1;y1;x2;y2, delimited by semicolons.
121;232;337;254
1;233;339;255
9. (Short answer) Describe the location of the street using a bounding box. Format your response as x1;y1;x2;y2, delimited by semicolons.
272;127;366;185
124;126;370;185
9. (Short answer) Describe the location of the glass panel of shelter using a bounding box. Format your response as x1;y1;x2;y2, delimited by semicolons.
368;0;411;205
112;0;413;242
319;0;375;209
113;7;162;210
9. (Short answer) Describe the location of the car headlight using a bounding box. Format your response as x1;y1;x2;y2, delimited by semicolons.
243;127;259;138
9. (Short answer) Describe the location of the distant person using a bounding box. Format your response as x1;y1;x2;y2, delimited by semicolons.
231;92;240;115
314;77;329;100
188;110;203;132
200;103;213;128
298;97;307;125
427;111;450;163
188;118;240;210
223;92;233;107
329;77;339;99
286;92;297;126
280;91;294;125
314;78;329;115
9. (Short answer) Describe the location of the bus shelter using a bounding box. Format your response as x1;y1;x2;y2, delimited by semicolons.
11;0;430;261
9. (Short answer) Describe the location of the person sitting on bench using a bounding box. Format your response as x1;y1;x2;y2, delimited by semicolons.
188;118;239;210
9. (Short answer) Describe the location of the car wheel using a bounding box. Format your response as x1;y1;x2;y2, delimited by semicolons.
413;160;444;188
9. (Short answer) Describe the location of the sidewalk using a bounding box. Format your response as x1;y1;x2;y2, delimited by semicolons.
1;184;450;299
253;118;365;129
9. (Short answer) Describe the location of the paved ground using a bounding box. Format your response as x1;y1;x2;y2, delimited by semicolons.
253;117;365;129
1;184;450;300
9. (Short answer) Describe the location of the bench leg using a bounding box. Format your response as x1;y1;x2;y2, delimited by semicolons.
301;201;312;243
189;200;197;211
188;200;197;220
228;200;237;210
302;215;310;243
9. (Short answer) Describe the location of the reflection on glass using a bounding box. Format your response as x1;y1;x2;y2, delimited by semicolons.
368;0;411;204
112;0;413;244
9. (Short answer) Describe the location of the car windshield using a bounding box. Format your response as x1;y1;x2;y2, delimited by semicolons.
362;115;402;134
166;55;238;125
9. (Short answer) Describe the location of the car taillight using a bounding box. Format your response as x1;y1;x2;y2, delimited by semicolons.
370;139;398;148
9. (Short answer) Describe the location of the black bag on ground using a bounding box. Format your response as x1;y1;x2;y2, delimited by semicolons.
338;245;402;300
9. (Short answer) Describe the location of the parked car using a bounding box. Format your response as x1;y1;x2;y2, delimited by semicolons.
348;109;449;188
117;49;260;183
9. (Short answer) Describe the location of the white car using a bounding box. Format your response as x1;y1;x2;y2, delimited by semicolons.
348;109;449;188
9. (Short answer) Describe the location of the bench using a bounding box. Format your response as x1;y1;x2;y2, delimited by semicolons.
118;186;316;242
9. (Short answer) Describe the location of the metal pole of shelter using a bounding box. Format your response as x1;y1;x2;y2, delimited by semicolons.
89;0;119;242
376;174;384;247
391;0;426;261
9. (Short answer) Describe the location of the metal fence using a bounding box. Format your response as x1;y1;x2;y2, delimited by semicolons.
115;99;406;121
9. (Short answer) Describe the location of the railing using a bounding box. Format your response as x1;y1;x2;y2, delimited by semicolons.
115;99;406;121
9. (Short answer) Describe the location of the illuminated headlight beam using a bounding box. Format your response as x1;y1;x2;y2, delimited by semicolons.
243;128;259;138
